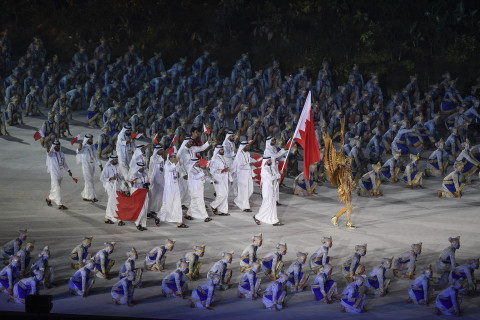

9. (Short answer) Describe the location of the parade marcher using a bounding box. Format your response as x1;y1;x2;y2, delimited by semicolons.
253;157;283;226
0;255;20;296
408;265;433;305
285;252;310;293
190;271;221;309
45;141;72;210
116;125;135;179
449;258;478;295
222;130;237;196
70;237;93;269
438;162;465;198
403;153;423;189
94;241;116;279
30;246;54;288
12;268;44;304
342;244;367;283
436;236;460;285
127;161;149;231
68;256;96;297
365;257;393;296
111;271;136;306
341;275;366;313
260;243;287;280
240;233;263;272
208;251;234;291
435;280;463;316
147;145;165;225
262;272;289;311
100;155;126;225
233;141;254;212
161;259;189;298
311;264;338;303
158;152;189;228
209;145;232;216
187;158;213;222
183;245;206;281
238;262;262;300
263;136;286;204
145;239;176;272
77;134;103;202
1;229;27;263
393;242;422;279
309;236;333;273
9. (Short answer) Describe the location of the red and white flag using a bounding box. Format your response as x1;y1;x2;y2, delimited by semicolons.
153;133;160;145
292;91;321;180
203;124;211;135
171;135;178;145
285;138;294;149
71;134;81;145
132;133;142;139
33;130;44;141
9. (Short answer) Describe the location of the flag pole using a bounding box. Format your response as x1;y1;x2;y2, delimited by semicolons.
280;91;311;174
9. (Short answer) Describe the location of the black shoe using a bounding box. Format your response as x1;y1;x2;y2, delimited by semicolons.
92;198;98;203
276;202;282;206
155;218;161;226
184;215;194;220
137;225;146;231
104;219;115;224
211;206;218;213
46;198;52;206
273;221;284;226
118;221;126;226
182;205;188;210
253;216;261;225
147;212;155;219
243;209;252;212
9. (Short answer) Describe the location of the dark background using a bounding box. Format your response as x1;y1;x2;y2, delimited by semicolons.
2;0;480;92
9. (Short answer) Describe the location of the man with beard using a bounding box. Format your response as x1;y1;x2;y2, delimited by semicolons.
45;140;73;210
76;134;103;202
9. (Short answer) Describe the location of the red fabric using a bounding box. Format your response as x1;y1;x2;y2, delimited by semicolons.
251;154;262;161
172;135;178;144
252;160;262;168
115;189;148;221
203;124;211;134
221;167;229;173
70;137;78;145
293;92;321;180
72;177;78;183
153;134;159;145
253;168;261;175
285;139;293;150
33;131;43;141
199;159;209;167
167;147;175;156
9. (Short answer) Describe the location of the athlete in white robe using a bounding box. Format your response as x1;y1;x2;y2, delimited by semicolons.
234;141;254;211
45;141;72;209
223;131;237;196
263;136;286;203
177;137;211;208
187;158;212;222
148;145;165;223
254;157;283;226
100;155;124;225
209;145;232;215
158;153;189;228
116;125;135;179
76;134;102;202
128;162;149;231
127;144;149;180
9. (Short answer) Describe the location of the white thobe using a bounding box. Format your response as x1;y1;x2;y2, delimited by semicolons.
77;144;101;200
187;165;209;219
116;134;135;179
254;165;280;224
223;139;236;196
234;150;253;210
210;155;232;213
148;154;165;213
178;142;210;206
46;149;70;206
100;164;121;222
263;146;286;201
130;172;148;227
158;161;183;223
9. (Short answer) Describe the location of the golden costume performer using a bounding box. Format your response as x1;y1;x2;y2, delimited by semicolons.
323;118;356;228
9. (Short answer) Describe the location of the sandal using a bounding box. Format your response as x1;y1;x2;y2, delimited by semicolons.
184;215;194;220
177;223;189;228
214;212;229;216
253;216;261;225
104;219;115;224
204;217;213;222
46;198;52;206
58;205;68;210
118;221;126;226
273;221;284;226
155;218;161;226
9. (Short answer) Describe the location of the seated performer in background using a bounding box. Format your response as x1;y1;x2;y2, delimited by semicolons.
357;162;382;197
438;162;465;198
403;153;423;189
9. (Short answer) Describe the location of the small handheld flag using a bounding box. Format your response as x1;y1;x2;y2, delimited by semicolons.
71;134;81;145
33;130;44;141
203;124;211;135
